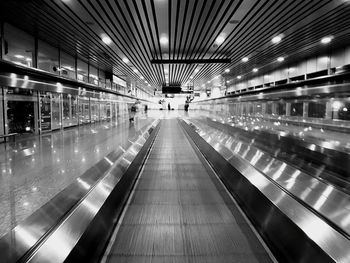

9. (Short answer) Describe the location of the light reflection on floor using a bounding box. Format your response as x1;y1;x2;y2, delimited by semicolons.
0;116;154;237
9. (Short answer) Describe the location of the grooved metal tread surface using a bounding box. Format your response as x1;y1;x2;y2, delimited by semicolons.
106;119;272;263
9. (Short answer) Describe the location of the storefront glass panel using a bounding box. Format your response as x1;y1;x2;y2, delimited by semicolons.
78;97;90;124
39;92;51;131
5;88;36;134
91;99;99;122
51;93;61;130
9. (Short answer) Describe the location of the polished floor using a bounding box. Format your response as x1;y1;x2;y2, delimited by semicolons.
104;119;273;263
0;116;154;237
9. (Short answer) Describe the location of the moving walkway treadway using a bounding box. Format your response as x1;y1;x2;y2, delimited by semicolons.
101;119;274;263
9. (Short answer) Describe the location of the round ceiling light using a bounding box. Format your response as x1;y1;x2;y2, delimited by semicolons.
102;35;112;45
160;36;168;45
242;57;249;62
272;35;282;44
321;36;332;44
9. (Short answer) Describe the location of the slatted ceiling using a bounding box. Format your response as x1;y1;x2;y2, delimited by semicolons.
195;0;348;85
1;1;350;91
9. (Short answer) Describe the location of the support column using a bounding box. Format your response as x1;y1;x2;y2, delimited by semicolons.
303;102;309;118
286;102;291;116
325;101;332;119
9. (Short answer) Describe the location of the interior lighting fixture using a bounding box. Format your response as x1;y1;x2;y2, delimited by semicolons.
321;36;332;44
253;68;258;72
14;54;24;59
215;35;226;45
122;57;129;63
272;35;282;44
225;69;230;73
101;35;112;45
237;75;241;79
242;57;249;62
133;69;138;73
140;76;144;80
277;57;285;62
160;36;169;45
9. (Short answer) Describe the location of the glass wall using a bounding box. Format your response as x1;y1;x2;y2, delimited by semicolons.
5;88;37;134
62;94;77;127
0;89;4;141
78;97;90;124
39;92;52;132
51;93;61;130
308;101;326;118
38;40;59;75
89;65;98;85
90;98;99;122
77;59;89;82
3;23;35;67
277;102;286;115
99;70;106;88
60;52;76;80
291;102;303;117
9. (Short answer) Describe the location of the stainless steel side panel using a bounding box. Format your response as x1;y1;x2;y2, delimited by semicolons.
181;119;350;263
22;120;160;263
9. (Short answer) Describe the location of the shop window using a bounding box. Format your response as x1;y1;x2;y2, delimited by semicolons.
266;103;273;114
308;101;326;118
277;102;286;115
3;23;34;67
291;102;303;116
77;59;88;82
6;87;37;134
38;40;59;74
334;101;350;121
89;65;99;85
60;52;76;79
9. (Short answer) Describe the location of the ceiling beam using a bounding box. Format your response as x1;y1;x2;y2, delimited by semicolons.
151;59;231;64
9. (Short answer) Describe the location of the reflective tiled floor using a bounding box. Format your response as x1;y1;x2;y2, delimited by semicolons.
0;116;154;237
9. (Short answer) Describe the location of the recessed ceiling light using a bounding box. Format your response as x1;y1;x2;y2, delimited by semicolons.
277;57;284;62
272;35;282;44
194;69;199;73
164;69;169;74
160;36;168;45
237;75;241;79
133;69;138;73
242;57;249;62
122;57;129;63
14;54;24;59
190;76;193;79
253;68;258;72
215;35;226;45
321;36;332;44
225;69;230;73
207;81;210;83
101;35;112;45
140;76;144;80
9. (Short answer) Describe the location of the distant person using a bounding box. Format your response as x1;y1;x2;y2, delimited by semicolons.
184;100;189;112
129;102;138;122
168;103;171;110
